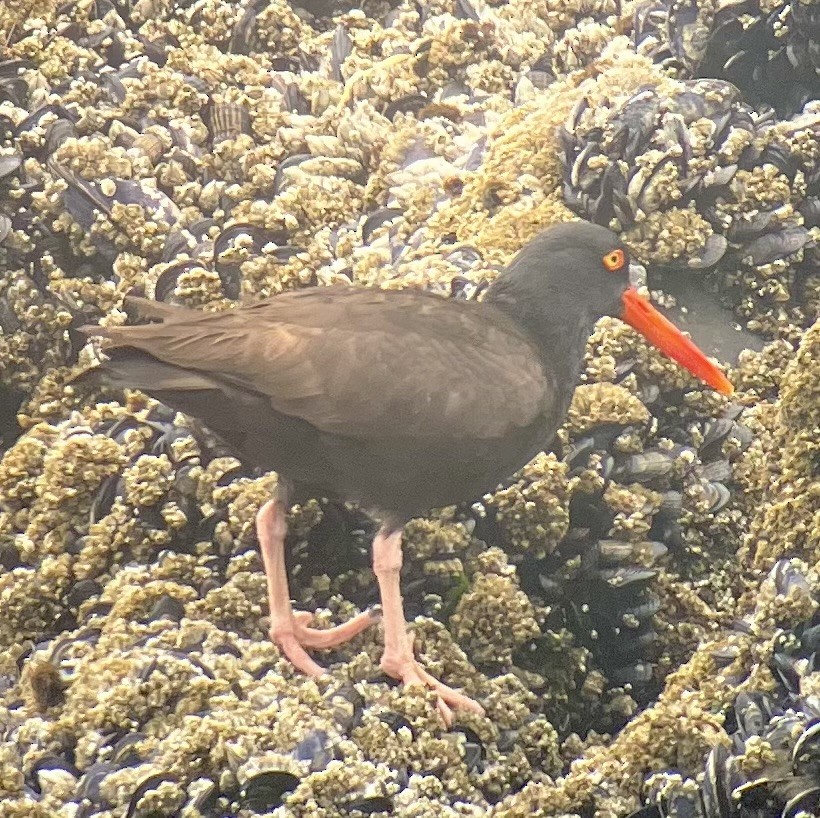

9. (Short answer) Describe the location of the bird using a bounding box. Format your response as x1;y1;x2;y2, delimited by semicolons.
74;220;733;723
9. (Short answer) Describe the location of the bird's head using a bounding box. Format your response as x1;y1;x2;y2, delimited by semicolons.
487;220;734;396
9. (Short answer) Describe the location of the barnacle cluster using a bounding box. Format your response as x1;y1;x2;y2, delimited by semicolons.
1;0;819;814
555;0;820;341
560;76;820;339
742;320;820;571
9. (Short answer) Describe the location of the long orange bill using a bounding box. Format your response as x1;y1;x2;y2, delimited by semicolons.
621;287;734;396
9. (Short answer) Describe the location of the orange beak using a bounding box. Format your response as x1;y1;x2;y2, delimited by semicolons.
621;287;734;396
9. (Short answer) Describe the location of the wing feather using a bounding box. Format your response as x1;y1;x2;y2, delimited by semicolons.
88;289;552;441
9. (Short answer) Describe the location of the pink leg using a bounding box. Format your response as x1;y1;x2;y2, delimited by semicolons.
257;499;379;677
373;527;484;725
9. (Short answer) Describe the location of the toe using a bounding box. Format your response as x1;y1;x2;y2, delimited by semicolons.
292;611;314;628
435;696;454;727
416;665;485;715
382;655;483;720
296;609;380;650
271;630;327;678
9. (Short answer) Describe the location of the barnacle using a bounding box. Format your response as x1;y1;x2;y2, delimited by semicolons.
743;319;820;569
0;0;816;814
560;75;820;337
450;548;541;666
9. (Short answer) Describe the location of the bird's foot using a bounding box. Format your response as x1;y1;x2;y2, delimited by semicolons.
380;635;484;726
271;607;381;678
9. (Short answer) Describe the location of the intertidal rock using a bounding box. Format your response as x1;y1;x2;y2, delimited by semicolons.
560;78;820;338
633;0;820;118
0;0;816;815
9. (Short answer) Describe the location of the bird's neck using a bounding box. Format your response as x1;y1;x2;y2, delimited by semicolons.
484;287;597;390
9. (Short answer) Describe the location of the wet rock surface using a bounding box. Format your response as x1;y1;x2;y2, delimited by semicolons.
1;0;819;816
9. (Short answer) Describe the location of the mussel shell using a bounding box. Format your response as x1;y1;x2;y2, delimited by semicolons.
792;720;820;775
124;774;177;818
0;539;22;569
0;153;22;181
14;104;77;138
65;579;103;609
213;224;290;258
145;594;186;623
110;732;149;766
161;230;195;263
361;207;403;244
701;417;735;452
734;691;775;740
239;770;300;811
184;778;220;811
90;474;120;523
782;786;820;818
450;275;489;301
206;101;251;145
325;682;364;731
772;560;811;597
800;624;820;655
226;3;257;55
212;224;292;297
700;459;732;483
153;259;200;303
615;451;676;483
700;743;733;818
383;94;429;121
687;233;728;269
0;213;11;244
330;25;351;83
76;762;118;806
345;795;394;814
292;729;336;772
596;568;658;589
771;652;801;695
0;77;29;109
28;755;80;793
711;644;740;669
187;218;219;242
741;227;812;266
272;154;312;194
702;481;731;513
44;119;78;155
595;540;667;568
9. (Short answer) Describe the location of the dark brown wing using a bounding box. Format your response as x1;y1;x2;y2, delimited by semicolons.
85;287;553;442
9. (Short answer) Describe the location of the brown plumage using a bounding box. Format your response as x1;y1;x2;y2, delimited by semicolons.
89;286;558;524
76;221;732;722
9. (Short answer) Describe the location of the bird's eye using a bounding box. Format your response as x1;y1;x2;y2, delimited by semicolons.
603;248;626;272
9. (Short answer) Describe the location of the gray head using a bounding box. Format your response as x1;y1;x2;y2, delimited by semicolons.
485;220;733;396
485;221;639;324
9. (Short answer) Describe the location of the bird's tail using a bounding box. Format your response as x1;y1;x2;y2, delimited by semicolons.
68;296;215;392
70;351;220;393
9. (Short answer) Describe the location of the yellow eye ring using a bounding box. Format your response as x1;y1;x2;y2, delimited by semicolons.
603;248;625;272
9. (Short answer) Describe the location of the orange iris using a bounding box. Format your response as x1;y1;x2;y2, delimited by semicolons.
603;248;625;272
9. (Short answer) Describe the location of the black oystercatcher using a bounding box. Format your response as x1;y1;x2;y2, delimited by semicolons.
76;221;732;721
